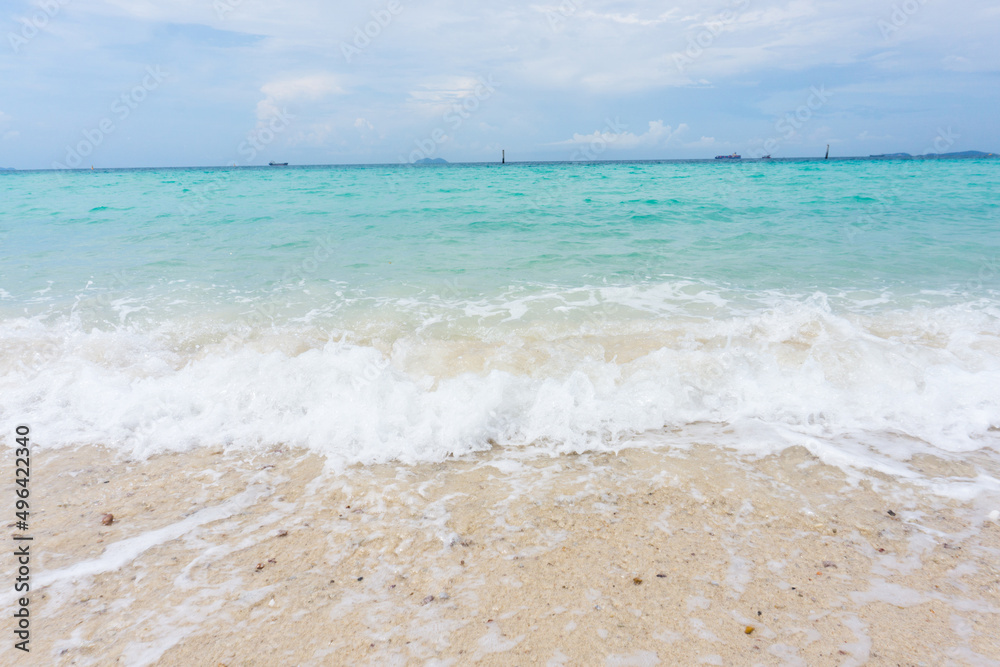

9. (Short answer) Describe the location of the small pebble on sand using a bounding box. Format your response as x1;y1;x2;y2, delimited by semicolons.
101;513;114;526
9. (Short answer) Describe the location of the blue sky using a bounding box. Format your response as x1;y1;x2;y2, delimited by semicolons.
0;0;997;168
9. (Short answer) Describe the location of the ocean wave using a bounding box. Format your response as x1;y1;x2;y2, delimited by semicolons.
2;293;998;481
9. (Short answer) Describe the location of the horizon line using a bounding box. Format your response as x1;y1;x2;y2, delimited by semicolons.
2;152;997;173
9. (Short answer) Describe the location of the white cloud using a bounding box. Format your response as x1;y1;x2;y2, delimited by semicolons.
406;76;493;116
943;55;975;72
857;130;891;141
685;136;716;147
260;74;342;100
256;73;342;120
553;120;689;149
68;0;1000;100
578;9;679;26
3;0;999;166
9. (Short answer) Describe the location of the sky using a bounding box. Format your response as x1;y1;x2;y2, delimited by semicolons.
0;0;998;169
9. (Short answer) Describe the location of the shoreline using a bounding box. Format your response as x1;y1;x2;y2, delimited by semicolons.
9;441;1000;665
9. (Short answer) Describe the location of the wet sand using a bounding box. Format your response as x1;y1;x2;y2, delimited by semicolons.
8;441;1000;665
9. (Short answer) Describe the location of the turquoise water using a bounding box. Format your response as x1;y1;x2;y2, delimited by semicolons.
4;160;999;304
2;159;999;483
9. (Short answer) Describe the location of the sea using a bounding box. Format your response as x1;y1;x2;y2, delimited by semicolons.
2;157;999;498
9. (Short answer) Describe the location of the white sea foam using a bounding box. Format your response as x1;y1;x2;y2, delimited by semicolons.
2;290;999;497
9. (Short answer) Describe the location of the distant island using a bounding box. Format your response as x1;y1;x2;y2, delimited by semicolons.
414;157;448;165
869;150;996;159
0;167;15;171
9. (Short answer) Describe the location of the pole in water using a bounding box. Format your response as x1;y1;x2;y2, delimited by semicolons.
502;149;505;164
825;144;830;160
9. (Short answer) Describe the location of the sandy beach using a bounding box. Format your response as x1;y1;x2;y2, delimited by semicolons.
9;439;999;666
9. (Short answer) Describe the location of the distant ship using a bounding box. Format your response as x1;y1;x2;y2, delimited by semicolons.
715;153;741;160
268;161;288;166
